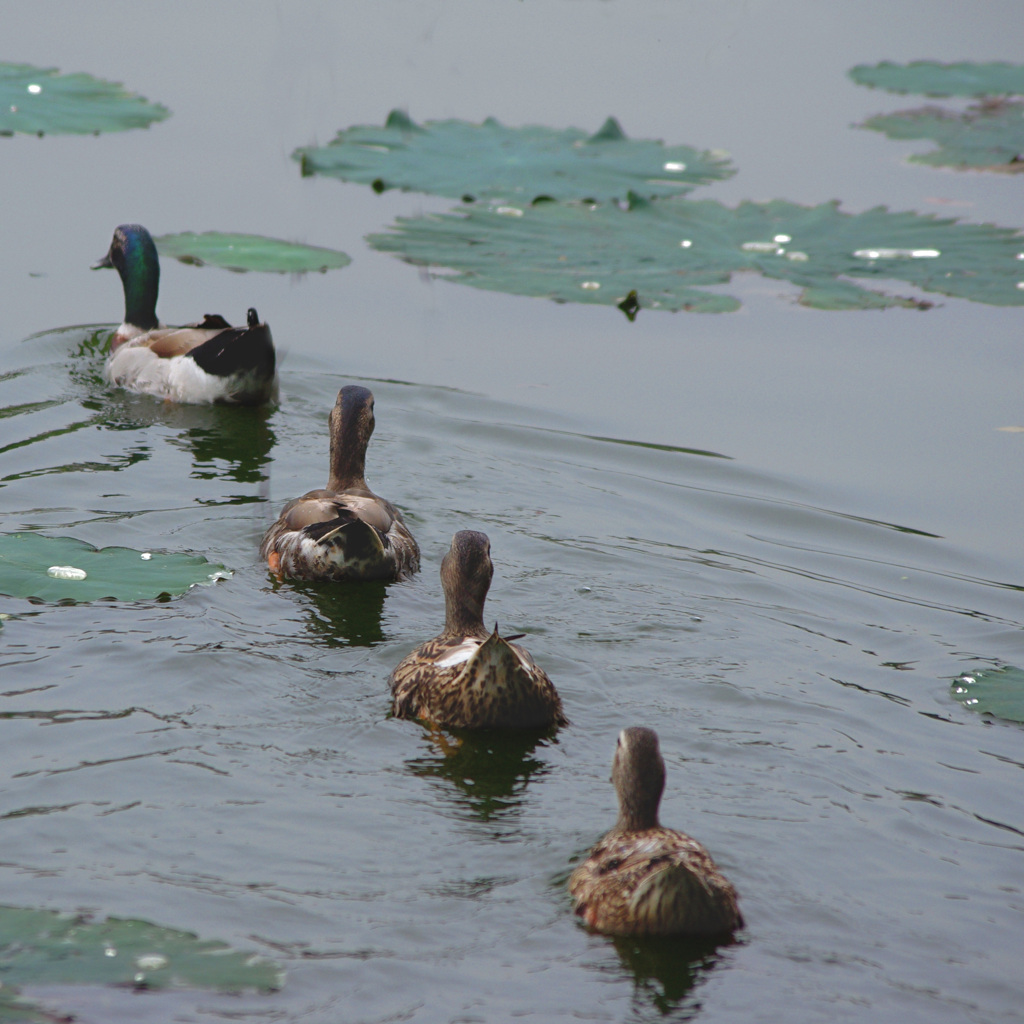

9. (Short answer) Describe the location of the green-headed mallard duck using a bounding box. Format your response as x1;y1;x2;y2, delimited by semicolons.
92;224;276;405
569;727;743;937
389;530;565;729
260;385;419;582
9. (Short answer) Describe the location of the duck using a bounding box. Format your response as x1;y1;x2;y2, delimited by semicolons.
389;530;566;729
92;223;277;405
569;727;743;937
260;385;420;582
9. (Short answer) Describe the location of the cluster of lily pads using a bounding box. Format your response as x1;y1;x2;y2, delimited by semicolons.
4;60;1023;310
291;63;1024;316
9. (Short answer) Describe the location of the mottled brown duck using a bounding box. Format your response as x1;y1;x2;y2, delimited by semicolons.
389;530;565;729
260;385;419;581
569;727;743;937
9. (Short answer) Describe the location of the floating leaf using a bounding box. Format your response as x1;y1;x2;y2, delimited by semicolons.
0;906;281;1005
951;666;1024;724
295;110;734;202
850;61;1024;98
154;232;350;274
860;100;1024;173
367;194;1024;315
0;63;169;137
0;534;228;603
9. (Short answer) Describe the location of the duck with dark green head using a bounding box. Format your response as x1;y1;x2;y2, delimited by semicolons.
260;385;420;582
389;530;566;729
93;223;276;405
569;727;743;937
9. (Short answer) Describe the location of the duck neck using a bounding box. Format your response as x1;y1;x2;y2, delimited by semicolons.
615;768;663;833
443;588;489;639
121;245;160;331
327;434;366;492
616;801;660;833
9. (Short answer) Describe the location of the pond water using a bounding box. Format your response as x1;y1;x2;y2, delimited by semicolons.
2;3;1023;1023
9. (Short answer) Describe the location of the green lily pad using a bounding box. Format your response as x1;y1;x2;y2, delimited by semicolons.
154;231;350;274
0;534;228;603
0;63;169;137
860;100;1024;172
367;193;1024;315
850;61;1024;98
295;110;734;203
951;666;1024;724
0;906;281;1020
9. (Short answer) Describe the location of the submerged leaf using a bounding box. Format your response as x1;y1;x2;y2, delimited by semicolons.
0;63;169;137
367;195;1024;315
155;232;351;274
860;100;1024;172
0;533;228;603
295;111;734;202
0;905;281;993
850;61;1024;98
951;666;1024;724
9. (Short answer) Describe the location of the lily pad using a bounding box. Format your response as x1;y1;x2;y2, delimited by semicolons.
154;231;351;274
850;61;1024;98
0;63;169;137
367;193;1024;315
0;906;280;1022
295;110;734;203
860;100;1024;173
951;666;1024;724
0;534;228;603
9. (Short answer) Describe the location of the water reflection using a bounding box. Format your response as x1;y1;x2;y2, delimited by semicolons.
275;578;388;648
404;728;551;821
170;407;276;484
606;933;731;1019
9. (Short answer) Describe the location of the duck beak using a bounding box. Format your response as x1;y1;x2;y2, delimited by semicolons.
90;252;113;270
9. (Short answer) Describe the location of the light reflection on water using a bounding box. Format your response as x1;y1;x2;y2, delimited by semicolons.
0;329;1021;1022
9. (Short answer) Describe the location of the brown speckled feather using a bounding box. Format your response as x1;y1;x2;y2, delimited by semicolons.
569;825;742;936
260;488;419;581
391;628;566;729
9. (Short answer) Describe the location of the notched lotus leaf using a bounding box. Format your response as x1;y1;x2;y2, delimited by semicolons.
860;100;1024;173
294;110;734;202
850;61;1024;98
0;62;169;137
0;906;281;1013
952;666;1024;724
367;194;1024;315
0;533;228;603
155;232;351;274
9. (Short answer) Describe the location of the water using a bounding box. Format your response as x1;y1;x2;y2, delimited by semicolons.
3;3;1024;1022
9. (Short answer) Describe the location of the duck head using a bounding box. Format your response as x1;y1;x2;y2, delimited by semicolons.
92;223;160;331
441;530;493;637
613;726;665;832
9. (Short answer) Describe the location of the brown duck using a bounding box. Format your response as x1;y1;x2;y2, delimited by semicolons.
569;727;743;936
260;385;419;581
389;530;565;729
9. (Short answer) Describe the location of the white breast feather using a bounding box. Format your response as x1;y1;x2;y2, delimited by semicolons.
107;345;227;403
435;639;483;668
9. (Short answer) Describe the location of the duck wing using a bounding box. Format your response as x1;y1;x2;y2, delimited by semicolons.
390;636;485;721
186;313;275;382
262;490;418;581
